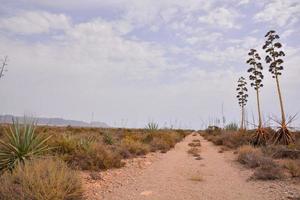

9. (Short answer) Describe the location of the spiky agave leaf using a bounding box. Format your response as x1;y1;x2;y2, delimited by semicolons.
251;128;269;146
0;118;52;172
273;127;295;145
145;122;159;131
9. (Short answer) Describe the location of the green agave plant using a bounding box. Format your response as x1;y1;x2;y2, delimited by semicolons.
0;118;52;172
145;122;159;131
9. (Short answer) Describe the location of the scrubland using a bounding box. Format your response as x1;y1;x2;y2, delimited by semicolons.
201;128;300;181
0;124;191;200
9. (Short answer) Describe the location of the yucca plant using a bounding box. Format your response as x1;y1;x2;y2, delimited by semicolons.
0;119;52;172
263;30;295;145
246;49;268;145
236;77;248;130
145;122;159;131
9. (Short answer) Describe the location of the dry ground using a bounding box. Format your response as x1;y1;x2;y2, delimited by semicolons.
84;133;300;200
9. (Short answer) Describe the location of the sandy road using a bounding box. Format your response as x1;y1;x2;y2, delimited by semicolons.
93;133;299;200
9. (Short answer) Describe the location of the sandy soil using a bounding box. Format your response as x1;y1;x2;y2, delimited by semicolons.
83;133;300;200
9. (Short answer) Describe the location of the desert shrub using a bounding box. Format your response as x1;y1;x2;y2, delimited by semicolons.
252;160;283;180
225;123;238;131
262;145;300;159
64;143;123;171
222;131;252;149
284;160;300;177
0;120;51;171
102;132;114;145
121;137;150;156
149;137;171;152
142;131;185;152
187;147;200;156
210;135;223;145
77;136;96;150
49;135;79;154
237;145;263;168
0;158;83;200
205;126;221;134
202;130;251;149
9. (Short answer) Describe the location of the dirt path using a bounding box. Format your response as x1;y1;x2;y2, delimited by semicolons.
88;133;300;200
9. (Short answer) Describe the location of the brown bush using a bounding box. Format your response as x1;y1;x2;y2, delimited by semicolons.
64;144;124;171
284;160;300;177
149;137;172;152
252;160;283;180
202;130;252;149
211;135;223;145
222;131;252;149
237;145;263;168
0;158;83;200
121;137;150;156
262;145;300;159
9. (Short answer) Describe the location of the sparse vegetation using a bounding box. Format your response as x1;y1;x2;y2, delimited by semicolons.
189;174;204;182
284;160;300;177
225;123;238;131
237;145;263;168
252;160;283;180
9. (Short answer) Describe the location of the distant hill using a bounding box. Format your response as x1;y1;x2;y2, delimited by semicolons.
0;115;109;128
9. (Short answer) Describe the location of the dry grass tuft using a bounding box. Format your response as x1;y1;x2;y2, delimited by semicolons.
187;147;200;155
188;142;201;147
189;174;204;182
252;160;283;180
284;160;300;177
0;158;83;200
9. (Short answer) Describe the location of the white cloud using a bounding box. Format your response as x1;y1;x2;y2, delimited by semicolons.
0;11;71;34
0;1;300;128
198;7;241;29
254;0;300;27
185;32;223;45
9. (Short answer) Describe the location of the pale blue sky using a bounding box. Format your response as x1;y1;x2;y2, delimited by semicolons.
0;0;299;129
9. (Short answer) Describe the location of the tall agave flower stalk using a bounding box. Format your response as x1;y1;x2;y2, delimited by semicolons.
0;56;8;78
236;77;248;130
263;30;294;145
247;49;268;145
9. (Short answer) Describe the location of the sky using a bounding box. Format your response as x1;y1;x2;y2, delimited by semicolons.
0;0;299;129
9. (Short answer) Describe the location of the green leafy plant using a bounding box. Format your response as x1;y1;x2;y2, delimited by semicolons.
145;122;159;131
236;76;248;130
77;136;96;150
263;30;294;145
0;119;52;171
103;132;114;145
246;49;268;145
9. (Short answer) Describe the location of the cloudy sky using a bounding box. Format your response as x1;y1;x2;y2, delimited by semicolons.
0;0;299;129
